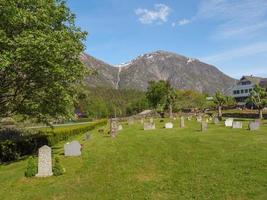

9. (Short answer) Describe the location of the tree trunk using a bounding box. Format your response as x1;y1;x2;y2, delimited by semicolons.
218;106;222;121
259;109;263;119
169;104;173;118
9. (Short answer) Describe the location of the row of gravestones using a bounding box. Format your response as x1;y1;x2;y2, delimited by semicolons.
36;140;83;177
224;118;261;131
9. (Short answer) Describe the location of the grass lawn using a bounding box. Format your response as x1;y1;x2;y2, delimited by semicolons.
1;119;267;200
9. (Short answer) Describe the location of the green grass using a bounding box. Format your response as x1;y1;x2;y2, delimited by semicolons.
1;119;267;200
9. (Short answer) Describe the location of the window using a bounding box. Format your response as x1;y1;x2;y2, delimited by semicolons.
241;90;244;94
245;89;248;93
237;90;240;94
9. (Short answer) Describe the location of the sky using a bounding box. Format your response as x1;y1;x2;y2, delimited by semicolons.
67;0;267;79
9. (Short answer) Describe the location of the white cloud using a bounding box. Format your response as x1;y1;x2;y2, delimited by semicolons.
197;0;267;39
135;4;171;24
201;42;267;63
172;19;191;27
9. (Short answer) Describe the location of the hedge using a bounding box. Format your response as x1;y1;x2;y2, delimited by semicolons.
0;120;107;163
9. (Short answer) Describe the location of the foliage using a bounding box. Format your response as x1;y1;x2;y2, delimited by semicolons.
0;0;87;122
247;85;267;119
173;90;208;111
53;157;64;176
0;120;106;163
24;156;37;177
247;85;267;110
77;87;149;118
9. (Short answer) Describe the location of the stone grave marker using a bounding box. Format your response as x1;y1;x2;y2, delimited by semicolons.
36;145;53;177
64;141;81;157
144;122;155;130
118;124;123;131
201;121;208;132
150;118;154;123
165;122;173;129
249;122;260;131
128;117;134;125
232;121;243;129
196;116;202;122
225;118;234;127
180;117;185;128
214;117;219;125
110;118;118;138
140;118;144;124
84;133;90;141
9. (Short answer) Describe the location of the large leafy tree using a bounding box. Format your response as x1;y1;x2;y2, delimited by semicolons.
146;80;176;117
247;85;267;119
0;0;87;122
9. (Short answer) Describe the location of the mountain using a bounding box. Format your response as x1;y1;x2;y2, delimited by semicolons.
81;50;236;94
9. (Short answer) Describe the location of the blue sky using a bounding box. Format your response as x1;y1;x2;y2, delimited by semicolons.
67;0;267;78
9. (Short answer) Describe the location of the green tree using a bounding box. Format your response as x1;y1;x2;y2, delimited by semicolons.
213;92;235;120
146;80;176;117
247;85;267;119
0;0;87;122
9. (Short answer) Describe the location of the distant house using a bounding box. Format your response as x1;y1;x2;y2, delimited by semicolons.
232;76;267;105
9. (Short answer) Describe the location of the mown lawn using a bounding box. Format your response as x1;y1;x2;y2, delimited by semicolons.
1;119;267;200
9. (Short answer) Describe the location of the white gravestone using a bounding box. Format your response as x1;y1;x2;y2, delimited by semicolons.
196;116;202;122
225;118;234;127
36;145;53;177
165;122;173;129
249;122;260;131
150;118;154;123
118;125;123;131
232;121;243;129
64;141;81;156
144;122;155;130
180;117;185;128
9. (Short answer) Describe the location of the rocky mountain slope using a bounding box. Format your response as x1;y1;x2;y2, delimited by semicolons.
81;51;236;94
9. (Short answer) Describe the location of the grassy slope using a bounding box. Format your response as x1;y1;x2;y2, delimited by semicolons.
1;119;267;200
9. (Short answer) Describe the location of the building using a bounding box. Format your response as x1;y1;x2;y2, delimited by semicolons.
232;76;267;105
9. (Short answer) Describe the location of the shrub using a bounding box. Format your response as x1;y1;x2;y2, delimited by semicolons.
25;156;37;177
53;157;64;176
0;120;107;163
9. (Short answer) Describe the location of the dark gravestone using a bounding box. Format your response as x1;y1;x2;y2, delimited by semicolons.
84;133;90;141
249;122;260;131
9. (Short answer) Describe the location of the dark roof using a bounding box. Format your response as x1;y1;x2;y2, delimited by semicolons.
241;76;263;85
260;78;267;88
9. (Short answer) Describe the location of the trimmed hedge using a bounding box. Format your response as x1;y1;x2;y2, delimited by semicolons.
0;120;107;163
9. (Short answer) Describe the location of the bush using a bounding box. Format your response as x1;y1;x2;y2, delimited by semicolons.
25;156;37;177
0;120;107;163
53;157;64;176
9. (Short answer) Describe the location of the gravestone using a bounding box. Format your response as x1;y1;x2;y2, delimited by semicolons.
225;118;234;127
110;118;118;138
64;141;81;156
232;121;243;129
144;122;155;130
249;122;260;131
255;119;262;125
196;116;202;122
214;117;219;125
180;117;185;128
165;122;173;129
140;118;144;124
36;145;53;177
150;118;154;123
118;125;123;131
84;133;90;141
201;121;208;132
128;117;134;125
